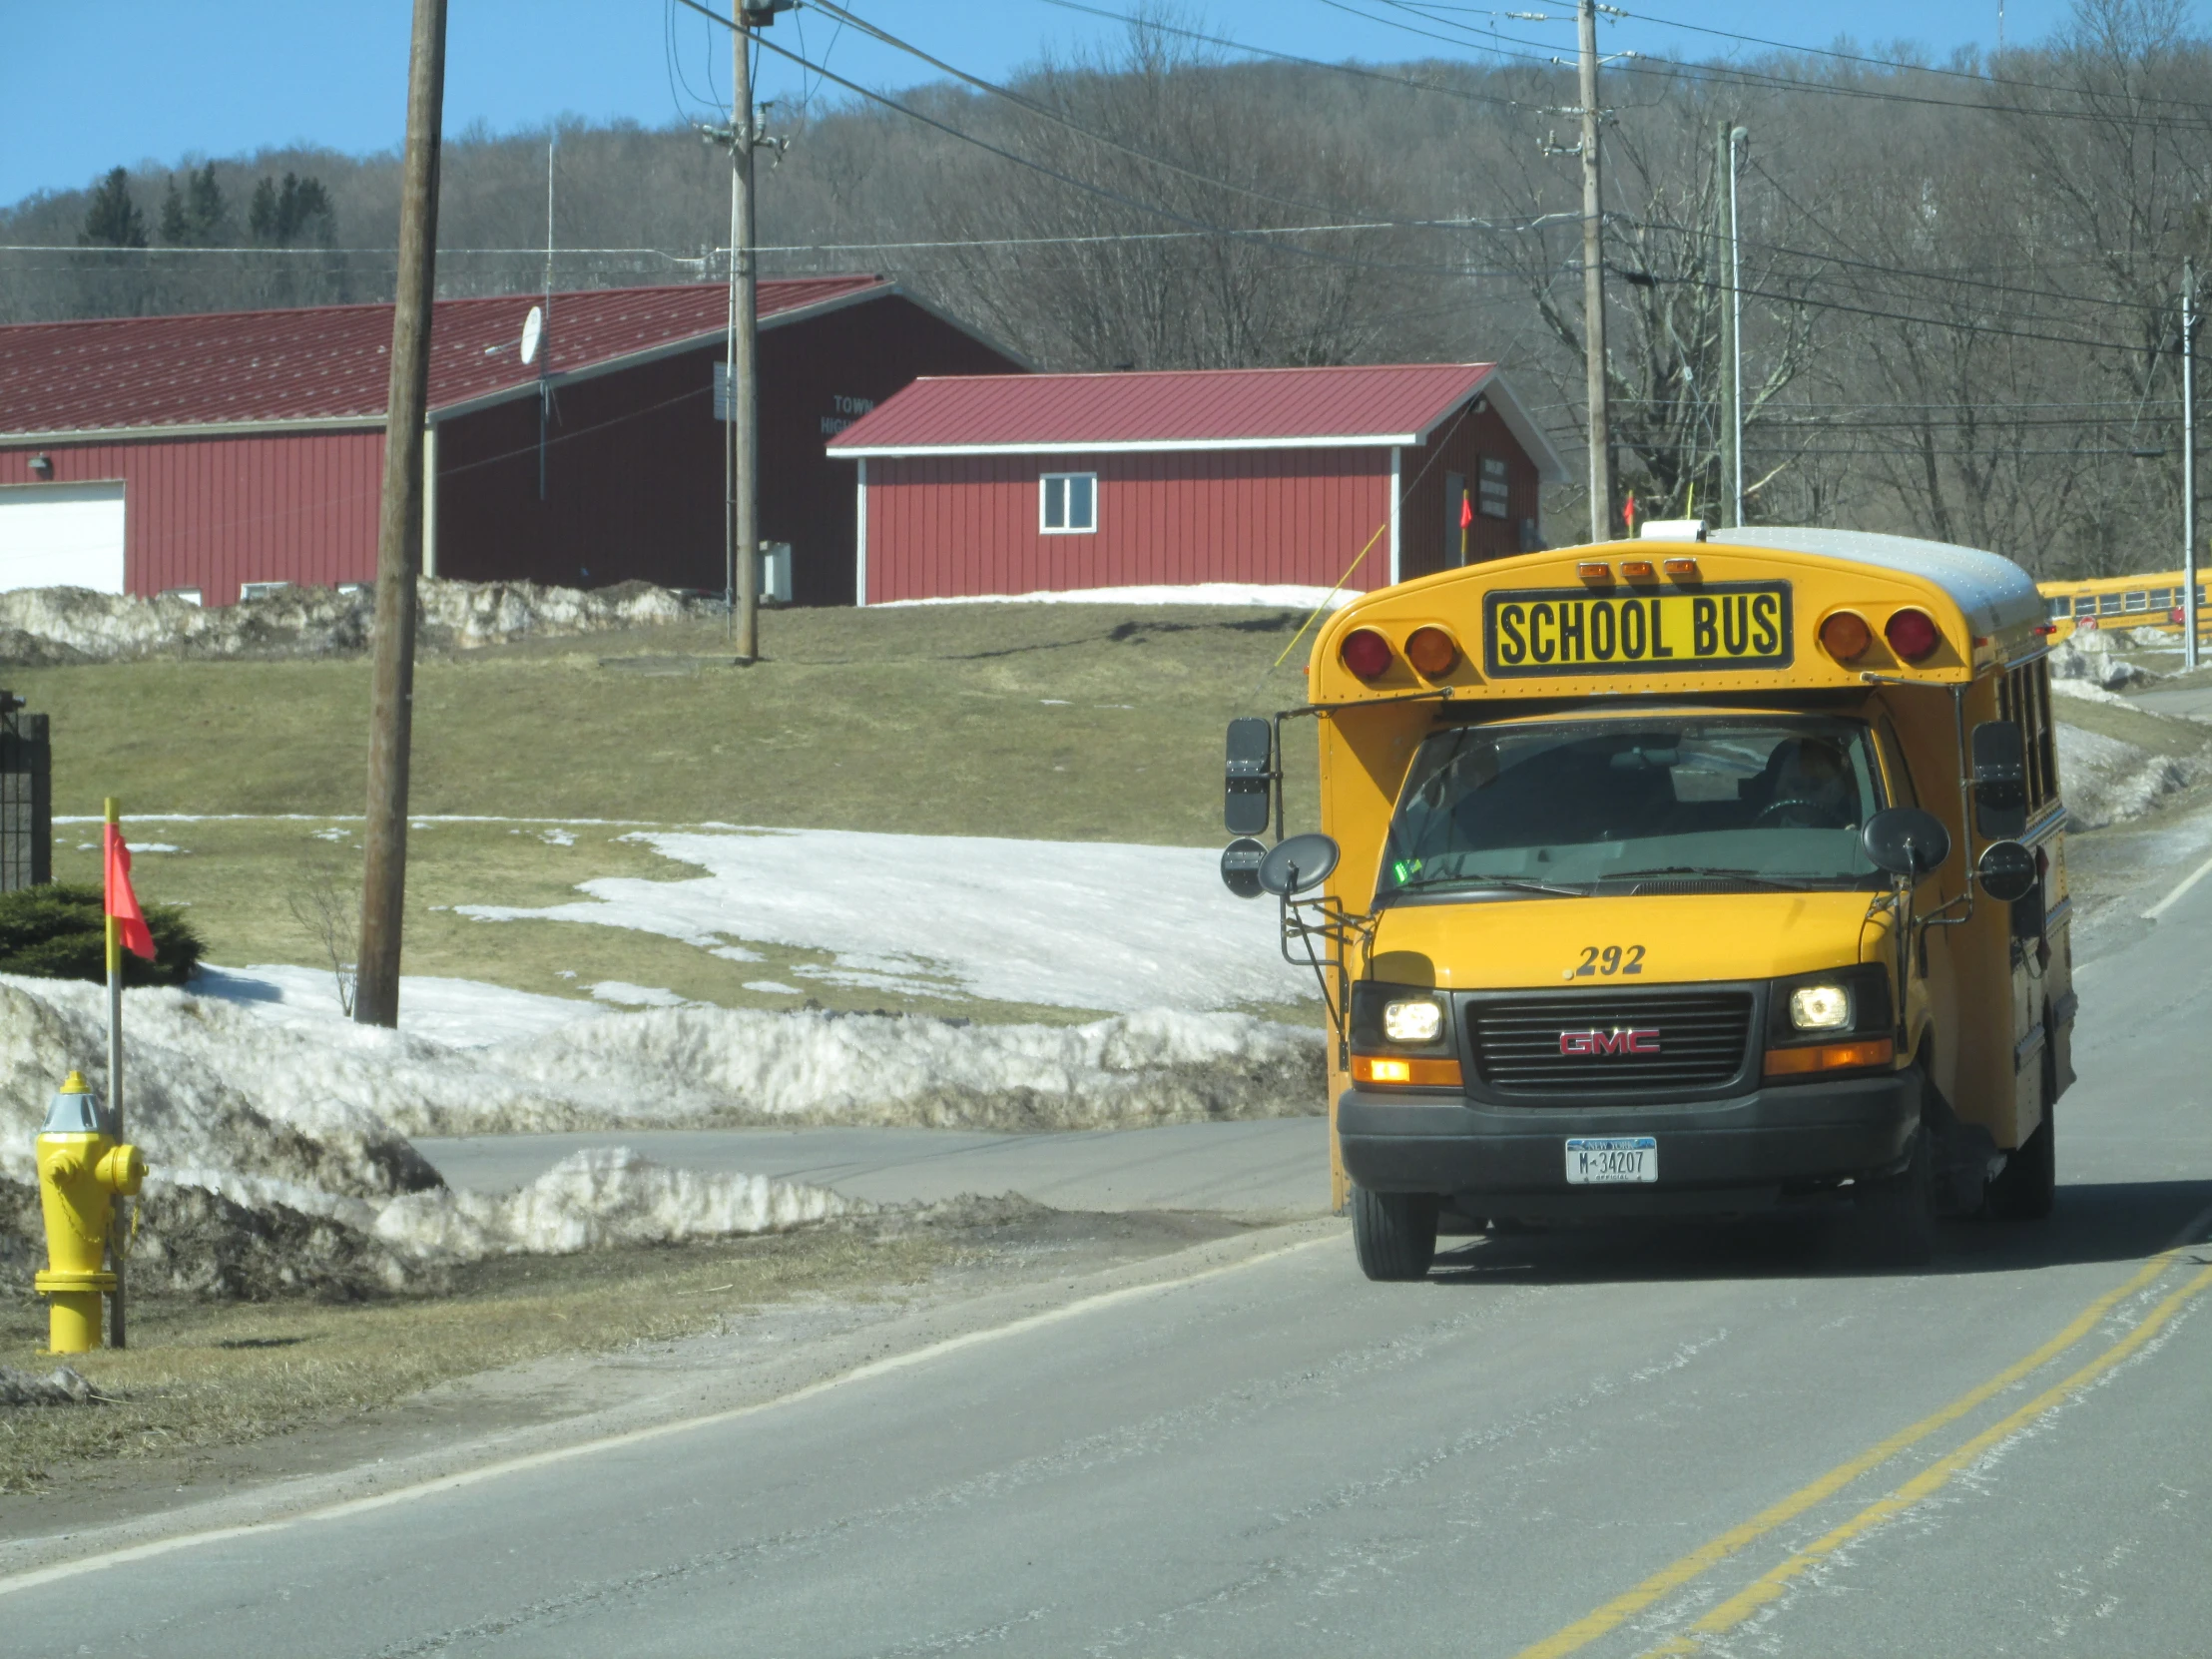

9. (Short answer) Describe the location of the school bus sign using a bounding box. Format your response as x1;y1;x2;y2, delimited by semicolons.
1483;581;1793;676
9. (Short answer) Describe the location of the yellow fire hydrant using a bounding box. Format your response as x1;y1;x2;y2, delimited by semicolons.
34;1071;146;1354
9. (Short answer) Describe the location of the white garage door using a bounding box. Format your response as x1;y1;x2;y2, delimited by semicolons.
0;481;127;594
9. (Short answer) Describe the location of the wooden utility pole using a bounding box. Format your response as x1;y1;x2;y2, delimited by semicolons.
729;11;763;661
1578;0;1611;542
356;0;448;1029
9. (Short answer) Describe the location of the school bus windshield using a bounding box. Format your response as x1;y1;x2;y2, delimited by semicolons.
1379;714;1887;898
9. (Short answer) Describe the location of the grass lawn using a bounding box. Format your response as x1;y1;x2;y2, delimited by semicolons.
8;603;1325;1023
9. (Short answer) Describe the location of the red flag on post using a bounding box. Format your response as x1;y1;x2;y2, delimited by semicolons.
1458;491;1473;530
104;822;156;961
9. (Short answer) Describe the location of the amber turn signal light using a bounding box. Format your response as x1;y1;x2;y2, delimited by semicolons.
1764;1037;1895;1076
1620;560;1657;581
1885;607;1942;663
1341;627;1393;680
1576;561;1613;583
1663;558;1701;580
1404;625;1459;678
1819;611;1873;662
1351;1054;1465;1087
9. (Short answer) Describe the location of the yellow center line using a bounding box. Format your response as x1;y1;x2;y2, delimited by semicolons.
1637;1260;2212;1657
1509;1250;2186;1659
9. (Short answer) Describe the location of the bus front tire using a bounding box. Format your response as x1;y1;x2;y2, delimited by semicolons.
1986;1095;2055;1222
1352;1187;1438;1282
1854;1127;1936;1267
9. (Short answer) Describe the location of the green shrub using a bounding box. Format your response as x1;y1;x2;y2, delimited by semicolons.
0;882;205;988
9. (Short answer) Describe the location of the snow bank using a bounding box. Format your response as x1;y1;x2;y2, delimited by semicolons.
880;583;1355;611
2051;636;2154;691
2055;724;2202;830
374;1149;850;1260
0;969;1319;1296
0;577;707;662
457;827;1317;1012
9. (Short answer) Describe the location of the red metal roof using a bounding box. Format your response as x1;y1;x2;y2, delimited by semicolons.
0;276;888;438
828;362;1504;454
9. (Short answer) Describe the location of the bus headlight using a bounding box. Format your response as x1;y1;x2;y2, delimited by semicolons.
1788;984;1852;1030
1383;999;1444;1043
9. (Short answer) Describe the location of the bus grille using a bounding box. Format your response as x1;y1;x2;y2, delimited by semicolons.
1468;990;1755;1097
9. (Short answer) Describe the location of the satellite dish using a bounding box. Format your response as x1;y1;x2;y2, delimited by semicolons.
1258;832;1341;898
520;305;544;366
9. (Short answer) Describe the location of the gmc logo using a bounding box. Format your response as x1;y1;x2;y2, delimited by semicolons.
1559;1028;1662;1056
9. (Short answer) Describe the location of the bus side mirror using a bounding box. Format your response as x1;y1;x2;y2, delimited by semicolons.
1976;839;2037;902
1863;808;1951;879
1970;720;2028;839
1221;835;1266;898
1225;718;1274;835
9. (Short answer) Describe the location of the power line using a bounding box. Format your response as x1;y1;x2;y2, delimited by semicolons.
1332;0;2212;134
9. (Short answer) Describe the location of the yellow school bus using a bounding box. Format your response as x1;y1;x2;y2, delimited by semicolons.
1223;527;2073;1276
2037;569;2208;642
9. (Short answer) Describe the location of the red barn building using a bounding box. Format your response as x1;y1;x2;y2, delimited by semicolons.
0;278;1021;608
829;362;1565;605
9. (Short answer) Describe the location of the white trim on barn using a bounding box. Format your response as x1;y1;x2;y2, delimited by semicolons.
421;420;439;578
1387;447;1401;585
855;456;869;607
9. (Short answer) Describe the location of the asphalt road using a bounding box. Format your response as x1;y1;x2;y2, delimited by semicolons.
6;880;2211;1655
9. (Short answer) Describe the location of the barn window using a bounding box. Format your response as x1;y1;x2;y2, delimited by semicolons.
1040;473;1097;534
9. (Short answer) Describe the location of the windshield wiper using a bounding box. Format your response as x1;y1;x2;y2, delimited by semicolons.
1390;872;1590;898
1606;864;1823;891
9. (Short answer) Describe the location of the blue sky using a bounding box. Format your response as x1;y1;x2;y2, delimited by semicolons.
0;0;2124;210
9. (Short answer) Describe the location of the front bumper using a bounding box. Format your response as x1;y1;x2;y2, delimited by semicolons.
1338;1070;1920;1217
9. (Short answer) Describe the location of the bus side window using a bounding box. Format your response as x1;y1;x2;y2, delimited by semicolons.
2075;597;2096;616
1878;716;1919;809
2047;597;2070;620
2124;590;2148;612
2032;662;2058;811
2099;594;2122;615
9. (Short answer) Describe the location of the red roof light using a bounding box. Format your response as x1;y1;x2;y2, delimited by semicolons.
1885;607;1942;663
1342;628;1394;680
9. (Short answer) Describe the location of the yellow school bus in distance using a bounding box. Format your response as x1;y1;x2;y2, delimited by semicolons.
1221;528;2072;1277
2037;568;2208;642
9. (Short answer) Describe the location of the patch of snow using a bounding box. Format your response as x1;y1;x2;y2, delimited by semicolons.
2051;679;2131;707
133;843;181;853
0;1367;94;1406
744;980;803;994
589;981;688;1008
540;828;577;846
880;583;1357;611
2056;725;2202;830
373;1148;849;1260
456;828;1315;1013
2051;637;2153;690
194;962;601;1047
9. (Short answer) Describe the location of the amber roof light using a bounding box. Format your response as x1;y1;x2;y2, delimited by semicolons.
1663;557;1701;580
1621;560;1658;581
1576;561;1612;583
1404;626;1459;678
1819;611;1873;663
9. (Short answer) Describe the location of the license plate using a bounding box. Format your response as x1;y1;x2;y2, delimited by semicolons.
1565;1136;1658;1184
1483;584;1793;677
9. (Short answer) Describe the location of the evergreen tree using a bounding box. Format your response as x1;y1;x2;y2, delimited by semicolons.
159;177;189;245
78;167;148;249
185;163;227;244
248;172;334;247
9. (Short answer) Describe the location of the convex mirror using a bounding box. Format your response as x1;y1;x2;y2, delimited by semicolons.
1258;832;1340;897
1975;838;2038;904
1970;719;2028;839
1863;807;1951;878
1220;836;1267;898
